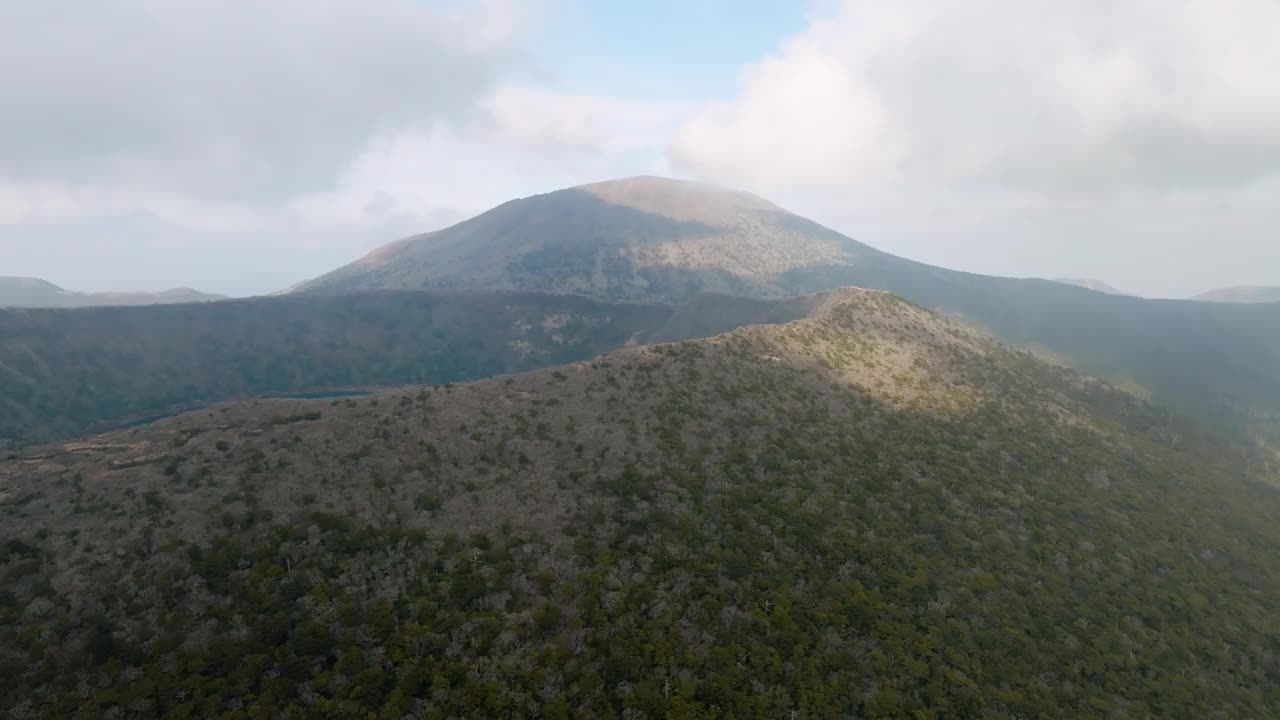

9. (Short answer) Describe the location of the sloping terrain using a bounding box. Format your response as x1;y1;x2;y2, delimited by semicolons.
0;276;225;308
293;176;1280;457
298;177;867;302
0;291;676;448
0;289;891;450
1194;285;1280;304
1049;277;1131;296
3;290;1277;718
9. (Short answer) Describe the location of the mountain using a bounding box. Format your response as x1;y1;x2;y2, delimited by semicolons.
0;276;225;308
298;176;870;301
0;276;69;305
1194;285;1280;304
1049;277;1130;296
296;176;1280;455
4;290;1278;718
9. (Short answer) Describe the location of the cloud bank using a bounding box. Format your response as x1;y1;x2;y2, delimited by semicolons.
668;0;1280;296
0;0;673;292
673;0;1280;195
1;0;1277;297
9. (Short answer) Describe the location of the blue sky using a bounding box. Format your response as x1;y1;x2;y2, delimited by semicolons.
538;1;812;102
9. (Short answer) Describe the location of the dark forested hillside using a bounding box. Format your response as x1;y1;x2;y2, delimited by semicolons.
295;176;1280;458
3;290;1277;719
0;289;885;450
0;291;674;447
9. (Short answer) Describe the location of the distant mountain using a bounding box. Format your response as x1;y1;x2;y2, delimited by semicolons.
0;276;225;308
297;176;863;301
1194;285;1280;304
0;276;66;303
4;290;1277;718
1049;277;1131;296
296;176;1280;455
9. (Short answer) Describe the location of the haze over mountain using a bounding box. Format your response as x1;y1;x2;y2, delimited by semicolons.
1194;286;1280;304
0;276;225;308
1049;278;1131;296
299;176;1280;456
4;290;1277;718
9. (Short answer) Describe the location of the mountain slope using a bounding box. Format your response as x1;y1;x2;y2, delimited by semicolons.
0;276;67;306
3;290;1277;718
0;291;682;447
1194;285;1280;304
296;176;1280;458
298;176;875;301
0;289;839;449
1049;277;1131;295
0;276;225;308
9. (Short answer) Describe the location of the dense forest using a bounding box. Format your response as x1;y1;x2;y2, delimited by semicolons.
7;284;1280;477
3;290;1277;718
0;289;860;450
0;291;678;448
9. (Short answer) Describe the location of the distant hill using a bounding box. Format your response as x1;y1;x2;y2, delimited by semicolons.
295;176;1280;455
1194;286;1280;304
0;276;225;308
4;290;1277;718
0;289;844;448
0;291;675;447
1049;277;1131;296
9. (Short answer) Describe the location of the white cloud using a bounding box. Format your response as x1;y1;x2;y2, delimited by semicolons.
289;87;684;231
0;183;271;232
669;0;1280;296
484;86;689;153
0;0;551;292
6;0;1276;299
0;0;682;279
0;61;682;295
672;0;1280;195
0;0;529;203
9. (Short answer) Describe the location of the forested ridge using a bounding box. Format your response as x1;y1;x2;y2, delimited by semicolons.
0;291;675;448
2;290;1278;718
